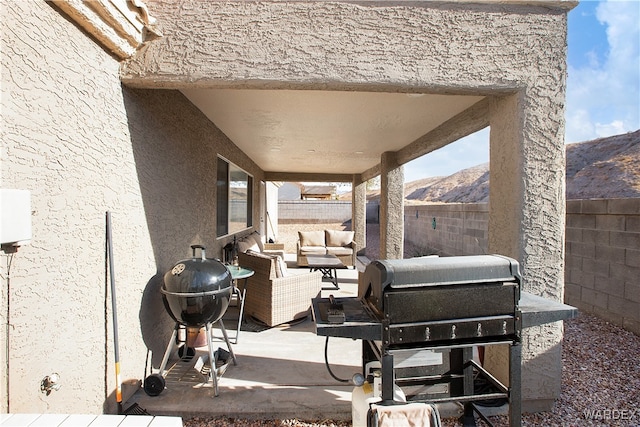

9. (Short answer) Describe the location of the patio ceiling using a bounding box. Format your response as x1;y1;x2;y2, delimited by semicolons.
181;89;484;179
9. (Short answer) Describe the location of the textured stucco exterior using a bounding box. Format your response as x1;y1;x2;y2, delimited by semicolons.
121;0;572;411
380;153;405;260
1;1;261;413
1;0;573;416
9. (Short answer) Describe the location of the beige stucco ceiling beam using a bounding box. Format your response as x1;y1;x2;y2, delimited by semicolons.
263;172;355;183
357;97;492;182
360;165;381;184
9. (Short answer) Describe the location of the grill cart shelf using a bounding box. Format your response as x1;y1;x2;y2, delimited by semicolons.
312;255;577;427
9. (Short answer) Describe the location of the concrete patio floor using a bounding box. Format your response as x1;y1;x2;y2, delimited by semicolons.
124;258;372;422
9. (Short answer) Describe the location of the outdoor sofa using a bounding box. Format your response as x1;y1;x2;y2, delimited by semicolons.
238;250;322;327
296;229;356;267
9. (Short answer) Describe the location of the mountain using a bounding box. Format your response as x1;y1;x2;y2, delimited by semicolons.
565;130;640;200
404;163;490;204
399;129;639;203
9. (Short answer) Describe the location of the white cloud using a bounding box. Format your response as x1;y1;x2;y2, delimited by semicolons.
565;1;640;143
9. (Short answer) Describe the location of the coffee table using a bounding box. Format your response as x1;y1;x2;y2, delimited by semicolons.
306;254;346;289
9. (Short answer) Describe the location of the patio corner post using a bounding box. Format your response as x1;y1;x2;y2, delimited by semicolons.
352;175;367;260
380;152;404;260
485;91;567;412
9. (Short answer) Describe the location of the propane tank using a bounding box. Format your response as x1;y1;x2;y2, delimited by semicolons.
351;362;406;427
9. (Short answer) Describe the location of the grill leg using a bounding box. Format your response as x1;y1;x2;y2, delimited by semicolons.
381;353;395;403
158;324;179;375
218;319;238;365
461;347;477;427
461;404;477;427
509;342;522;427
205;322;219;396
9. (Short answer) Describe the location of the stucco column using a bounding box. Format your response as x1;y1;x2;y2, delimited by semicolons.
485;93;566;412
380;152;404;260
352;175;367;258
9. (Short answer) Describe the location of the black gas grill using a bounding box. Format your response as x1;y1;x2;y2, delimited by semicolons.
363;255;521;345
312;254;577;427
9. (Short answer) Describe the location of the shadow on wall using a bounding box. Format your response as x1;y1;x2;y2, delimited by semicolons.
123;87;223;364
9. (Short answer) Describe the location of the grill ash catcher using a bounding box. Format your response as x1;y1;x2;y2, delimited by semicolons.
312;255;577;427
144;245;236;397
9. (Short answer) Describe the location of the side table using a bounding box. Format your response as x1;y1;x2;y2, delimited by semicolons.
226;265;254;343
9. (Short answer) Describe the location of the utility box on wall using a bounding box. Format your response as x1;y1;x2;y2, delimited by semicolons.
0;189;32;247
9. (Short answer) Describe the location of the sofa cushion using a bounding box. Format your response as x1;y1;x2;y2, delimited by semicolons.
299;246;327;256
238;232;268;253
325;229;354;247
327;246;353;256
298;230;325;247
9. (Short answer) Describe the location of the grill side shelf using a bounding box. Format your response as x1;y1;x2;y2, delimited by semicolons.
519;291;578;328
311;297;381;341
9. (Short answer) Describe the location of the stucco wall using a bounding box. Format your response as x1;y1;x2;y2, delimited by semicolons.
120;0;572;410
0;1;261;414
123;0;570;298
1;0;576;415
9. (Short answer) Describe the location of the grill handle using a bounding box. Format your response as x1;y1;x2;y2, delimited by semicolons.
191;244;206;260
160;287;223;298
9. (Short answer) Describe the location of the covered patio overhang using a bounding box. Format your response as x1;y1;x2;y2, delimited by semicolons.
177;87;489;260
116;0;575;412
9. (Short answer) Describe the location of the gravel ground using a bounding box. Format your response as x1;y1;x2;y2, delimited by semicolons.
183;224;640;426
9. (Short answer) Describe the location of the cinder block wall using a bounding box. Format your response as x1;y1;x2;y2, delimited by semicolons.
565;199;640;335
403;203;489;256
279;201;352;224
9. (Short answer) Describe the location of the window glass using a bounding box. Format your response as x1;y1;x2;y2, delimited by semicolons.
217;158;252;237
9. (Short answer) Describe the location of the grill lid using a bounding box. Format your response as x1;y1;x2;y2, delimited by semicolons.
362;255;521;316
163;245;232;295
374;255;521;290
161;245;233;327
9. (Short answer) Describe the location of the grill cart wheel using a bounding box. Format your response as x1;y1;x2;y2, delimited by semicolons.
178;345;196;360
143;373;166;396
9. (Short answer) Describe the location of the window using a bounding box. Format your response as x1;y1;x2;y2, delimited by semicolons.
217;157;252;237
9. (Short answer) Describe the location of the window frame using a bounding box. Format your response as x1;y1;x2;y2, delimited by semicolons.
216;156;253;238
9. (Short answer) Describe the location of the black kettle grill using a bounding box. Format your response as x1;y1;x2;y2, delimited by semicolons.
145;245;237;397
161;245;233;327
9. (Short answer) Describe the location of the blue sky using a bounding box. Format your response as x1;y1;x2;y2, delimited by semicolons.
404;0;640;183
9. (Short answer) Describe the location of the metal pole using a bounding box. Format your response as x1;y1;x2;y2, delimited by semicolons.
106;211;122;414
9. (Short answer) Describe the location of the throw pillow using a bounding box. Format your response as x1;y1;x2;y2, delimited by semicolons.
299;230;325;247
238;238;259;253
325;229;354;247
275;256;288;278
249;231;265;252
